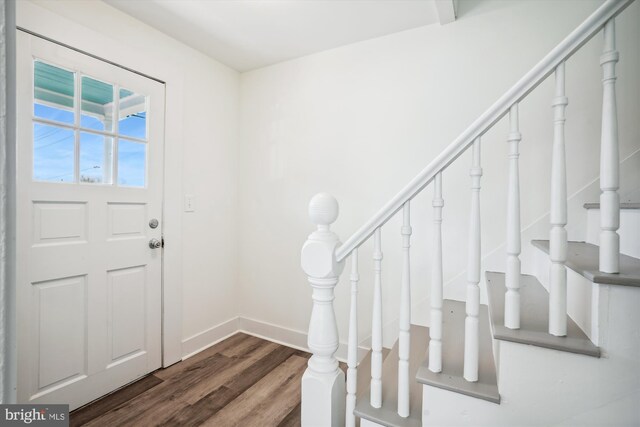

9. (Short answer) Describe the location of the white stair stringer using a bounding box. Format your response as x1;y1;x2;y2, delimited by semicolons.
421;282;640;426
552;389;640;426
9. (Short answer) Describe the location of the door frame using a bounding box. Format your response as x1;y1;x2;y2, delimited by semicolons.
2;0;18;404
12;2;184;378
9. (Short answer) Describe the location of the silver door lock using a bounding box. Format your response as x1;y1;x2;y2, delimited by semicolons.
149;218;159;229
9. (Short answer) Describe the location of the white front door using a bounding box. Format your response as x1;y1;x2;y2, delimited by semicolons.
16;32;165;410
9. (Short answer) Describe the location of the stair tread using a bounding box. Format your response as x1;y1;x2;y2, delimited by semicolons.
583;202;640;209
532;240;640;287
354;324;427;427
415;300;500;404
485;272;600;357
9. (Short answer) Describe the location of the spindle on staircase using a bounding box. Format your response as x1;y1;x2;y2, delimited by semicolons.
464;139;482;382
371;228;383;408
549;62;569;337
346;249;359;427
505;104;522;330
398;202;412;417
599;18;620;274
429;173;444;373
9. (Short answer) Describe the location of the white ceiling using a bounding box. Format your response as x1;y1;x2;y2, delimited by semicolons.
104;0;454;72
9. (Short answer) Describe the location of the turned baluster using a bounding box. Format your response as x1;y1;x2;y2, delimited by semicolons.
549;63;569;337
505;104;522;330
464;139;482;382
345;249;359;427
599;19;620;274
429;173;444;373
398;202;412;417
370;228;383;408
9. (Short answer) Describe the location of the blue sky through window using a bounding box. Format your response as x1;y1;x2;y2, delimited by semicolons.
35;103;74;125
80;132;107;184
118;139;146;187
33;122;75;182
33;96;147;187
120;112;147;140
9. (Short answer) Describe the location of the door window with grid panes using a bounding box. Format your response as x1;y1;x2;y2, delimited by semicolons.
33;60;148;187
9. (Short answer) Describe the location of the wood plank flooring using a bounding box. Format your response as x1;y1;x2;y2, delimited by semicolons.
70;333;319;427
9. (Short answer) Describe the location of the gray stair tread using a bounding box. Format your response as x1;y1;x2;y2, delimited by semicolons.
416;300;500;404
532;240;640;287
485;272;600;357
583;202;640;209
354;325;427;427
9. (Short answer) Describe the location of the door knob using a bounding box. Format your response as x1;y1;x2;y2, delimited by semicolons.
149;238;162;249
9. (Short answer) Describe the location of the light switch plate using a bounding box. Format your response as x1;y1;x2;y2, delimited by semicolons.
184;194;196;212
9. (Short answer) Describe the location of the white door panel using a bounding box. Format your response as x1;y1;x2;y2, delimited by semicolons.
16;32;165;410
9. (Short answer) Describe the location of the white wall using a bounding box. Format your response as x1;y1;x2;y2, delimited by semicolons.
16;0;241;360
238;0;640;349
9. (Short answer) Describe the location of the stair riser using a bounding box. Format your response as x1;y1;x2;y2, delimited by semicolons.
586;209;640;259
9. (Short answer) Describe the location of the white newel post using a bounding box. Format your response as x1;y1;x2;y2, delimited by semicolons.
301;193;346;427
549;63;569;337
505;104;522;330
464;139;482;383
599;18;620;274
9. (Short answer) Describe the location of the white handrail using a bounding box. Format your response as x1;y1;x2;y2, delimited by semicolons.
334;0;634;262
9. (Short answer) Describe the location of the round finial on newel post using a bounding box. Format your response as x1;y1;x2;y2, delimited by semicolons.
309;193;339;229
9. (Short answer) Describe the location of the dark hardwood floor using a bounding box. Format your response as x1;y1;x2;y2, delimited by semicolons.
70;333;317;427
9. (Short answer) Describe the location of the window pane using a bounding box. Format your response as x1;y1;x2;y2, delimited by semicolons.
118;88;147;140
33;123;75;182
81;76;114;132
117;139;146;187
80;132;113;184
34;61;75;125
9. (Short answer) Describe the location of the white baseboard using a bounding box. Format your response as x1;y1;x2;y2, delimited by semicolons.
239;316;369;362
181;316;368;363
238;316;310;352
181;317;240;359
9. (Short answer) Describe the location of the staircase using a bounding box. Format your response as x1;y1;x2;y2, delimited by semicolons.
299;1;639;426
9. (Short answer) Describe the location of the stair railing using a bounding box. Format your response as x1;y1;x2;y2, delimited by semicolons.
299;1;632;425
